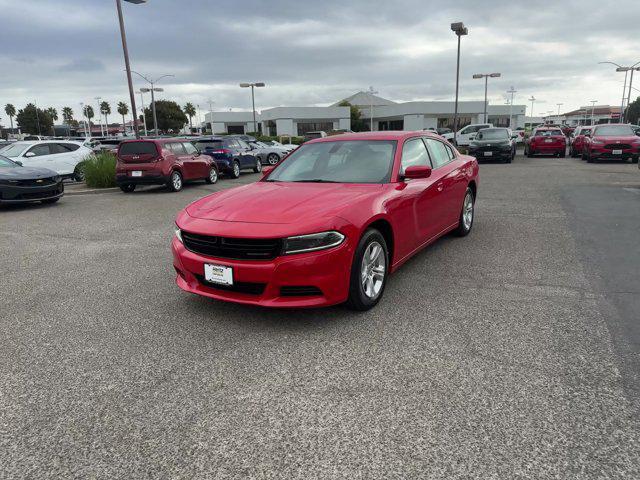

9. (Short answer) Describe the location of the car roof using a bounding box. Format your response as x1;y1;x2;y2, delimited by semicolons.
306;131;442;144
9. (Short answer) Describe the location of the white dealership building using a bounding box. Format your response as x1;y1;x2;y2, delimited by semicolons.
204;91;527;136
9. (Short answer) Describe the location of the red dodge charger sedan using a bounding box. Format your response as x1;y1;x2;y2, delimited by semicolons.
172;131;479;310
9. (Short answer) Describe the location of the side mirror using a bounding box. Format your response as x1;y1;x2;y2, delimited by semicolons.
262;166;274;177
402;165;432;180
14;160;23;166
511;134;518;139
24;151;36;158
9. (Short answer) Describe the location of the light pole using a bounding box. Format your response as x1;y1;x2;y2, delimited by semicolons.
133;72;173;134
507;86;517;128
472;72;501;123
599;61;640;123
95;96;103;136
197;104;202;134
80;101;88;137
207;99;215;134
451;22;468;137
115;0;146;139
590;100;598;125
137;90;148;136
367;86;378;131
528;95;537;123
240;82;265;134
556;103;563;124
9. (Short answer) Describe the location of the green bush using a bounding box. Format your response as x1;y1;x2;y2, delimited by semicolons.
82;153;117;188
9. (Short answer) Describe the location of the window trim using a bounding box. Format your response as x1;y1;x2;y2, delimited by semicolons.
424;137;454;169
400;137;433;174
26;144;52;157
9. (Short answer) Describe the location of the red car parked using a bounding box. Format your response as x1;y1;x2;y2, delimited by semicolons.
569;126;591;157
582;124;640;163
116;139;219;193
172;131;479;310
525;127;567;157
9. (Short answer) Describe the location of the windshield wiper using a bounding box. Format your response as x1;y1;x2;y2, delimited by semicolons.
291;179;339;183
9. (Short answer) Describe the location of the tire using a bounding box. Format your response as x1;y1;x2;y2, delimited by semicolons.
167;170;183;192
73;165;85;182
120;184;136;193
205;166;218;184
586;152;595;163
346;229;389;311
267;153;280;165
559;150;566;158
253;160;262;173
41;197;59;204
526;147;533;158
632;156;639;164
454;187;475;237
230;160;241;179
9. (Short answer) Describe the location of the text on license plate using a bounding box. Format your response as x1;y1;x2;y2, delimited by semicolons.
204;263;233;285
545;139;553;143
131;171;142;177
612;149;622;155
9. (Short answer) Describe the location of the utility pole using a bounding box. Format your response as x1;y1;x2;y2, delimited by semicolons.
207;99;215;134
451;22;468;137
368;86;378;131
507;87;517;128
590;100;598;125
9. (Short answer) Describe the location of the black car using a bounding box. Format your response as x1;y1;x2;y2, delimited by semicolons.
192;136;261;178
467;127;517;163
0;155;64;204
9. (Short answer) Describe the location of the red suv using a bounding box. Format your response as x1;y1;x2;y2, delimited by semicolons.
116;139;219;193
525;127;566;157
582;124;640;163
569;126;591;157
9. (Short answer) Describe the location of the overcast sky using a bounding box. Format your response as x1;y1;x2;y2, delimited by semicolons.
1;0;638;123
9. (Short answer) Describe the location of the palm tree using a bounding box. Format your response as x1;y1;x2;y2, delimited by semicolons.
4;104;16;133
46;107;58;135
100;101;111;136
184;102;196;132
117;102;129;135
83;105;94;135
62;107;74;136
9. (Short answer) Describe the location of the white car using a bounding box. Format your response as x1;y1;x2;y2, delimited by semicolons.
0;140;93;181
442;123;494;146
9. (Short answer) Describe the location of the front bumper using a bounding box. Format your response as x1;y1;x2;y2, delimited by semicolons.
469;148;512;160
0;181;64;203
172;236;354;308
589;147;638;160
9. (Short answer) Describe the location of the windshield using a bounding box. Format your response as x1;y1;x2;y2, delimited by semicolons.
535;129;563;137
594;125;635;136
266;140;397;184
0;143;29;158
476;129;509;140
0;155;17;167
195;140;223;150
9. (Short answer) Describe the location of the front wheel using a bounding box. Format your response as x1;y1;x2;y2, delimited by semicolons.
267;153;280;165
167;170;183;192
120;184;136;193
73;164;85;182
230;160;241;178
631;155;639;164
253;160;262;173
346;229;389;311
205;166;218;184
454;187;475;237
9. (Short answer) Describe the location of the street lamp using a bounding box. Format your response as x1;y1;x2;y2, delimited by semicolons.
589;100;598;125
239;82;265;134
137;90;148;136
368;86;378;131
528;96;537;121
599;60;640;123
472;72;501;123
134;73;173;135
507;87;517;128
451;22;468;136
95;96;103;136
207;99;215;134
115;0;146;139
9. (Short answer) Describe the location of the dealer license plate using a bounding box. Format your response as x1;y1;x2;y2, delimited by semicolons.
131;171;142;177
204;263;233;286
484;151;493;156
612;149;622;155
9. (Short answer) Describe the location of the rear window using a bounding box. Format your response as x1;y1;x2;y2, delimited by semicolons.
195;140;223;150
535;129;563;137
119;142;158;155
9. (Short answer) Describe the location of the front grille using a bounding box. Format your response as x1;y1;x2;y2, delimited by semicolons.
604;144;631;150
16;178;57;187
280;286;323;297
195;275;266;295
182;231;282;260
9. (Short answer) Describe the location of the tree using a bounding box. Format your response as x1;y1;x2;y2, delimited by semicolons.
184;102;196;132
16;103;53;135
46;108;58;135
62;106;74;135
145;100;187;133
83;105;94;135
117;101;129;134
625;96;640;125
100;101;111;134
4;104;16;132
338;100;366;132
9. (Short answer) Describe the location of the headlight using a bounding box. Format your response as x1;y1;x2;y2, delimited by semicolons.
174;227;183;243
283;231;345;255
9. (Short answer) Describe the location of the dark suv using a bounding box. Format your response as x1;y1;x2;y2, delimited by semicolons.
116;139;218;193
192;136;261;178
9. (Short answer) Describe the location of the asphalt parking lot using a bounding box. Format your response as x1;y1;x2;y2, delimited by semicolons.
2;152;640;478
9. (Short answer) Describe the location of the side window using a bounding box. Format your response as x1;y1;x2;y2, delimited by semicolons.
60;143;80;152
27;144;51;156
226;139;239;148
424;139;451;168
182;142;198;155
444;143;455;160
237;140;249;149
168;143;187;155
400;138;431;172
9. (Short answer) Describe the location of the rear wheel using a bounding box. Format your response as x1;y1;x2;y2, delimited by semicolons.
559;150;566;158
120;184;136;193
632;155;639;164
73;164;85;182
231;160;240;178
253;160;262;173
267;153;280;165
167;170;183;192
346;229;389;311
454;187;475;237
205;166;218;184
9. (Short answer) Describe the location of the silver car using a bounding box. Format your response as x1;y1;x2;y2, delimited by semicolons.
248;140;292;165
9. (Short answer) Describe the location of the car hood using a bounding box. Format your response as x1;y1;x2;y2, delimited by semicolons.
186;181;383;224
0;166;58;180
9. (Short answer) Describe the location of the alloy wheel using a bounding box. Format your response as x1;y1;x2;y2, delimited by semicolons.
209;168;218;183
267;153;279;165
462;191;474;230
172;172;182;191
360;241;385;299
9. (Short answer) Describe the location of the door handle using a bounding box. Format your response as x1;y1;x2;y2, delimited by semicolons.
437;182;444;192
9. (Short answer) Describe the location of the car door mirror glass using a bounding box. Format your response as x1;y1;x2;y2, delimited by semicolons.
24;151;36;157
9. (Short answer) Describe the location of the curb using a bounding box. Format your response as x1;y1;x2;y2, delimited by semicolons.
65;187;120;196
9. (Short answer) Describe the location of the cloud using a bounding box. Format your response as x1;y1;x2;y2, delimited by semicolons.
60;58;105;73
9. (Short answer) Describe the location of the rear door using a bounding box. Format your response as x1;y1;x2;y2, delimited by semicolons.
167;142;195;179
21;143;54;171
182;141;209;178
237;140;255;167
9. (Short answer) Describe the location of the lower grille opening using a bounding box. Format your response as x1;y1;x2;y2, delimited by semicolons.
195;274;266;295
280;286;323;297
